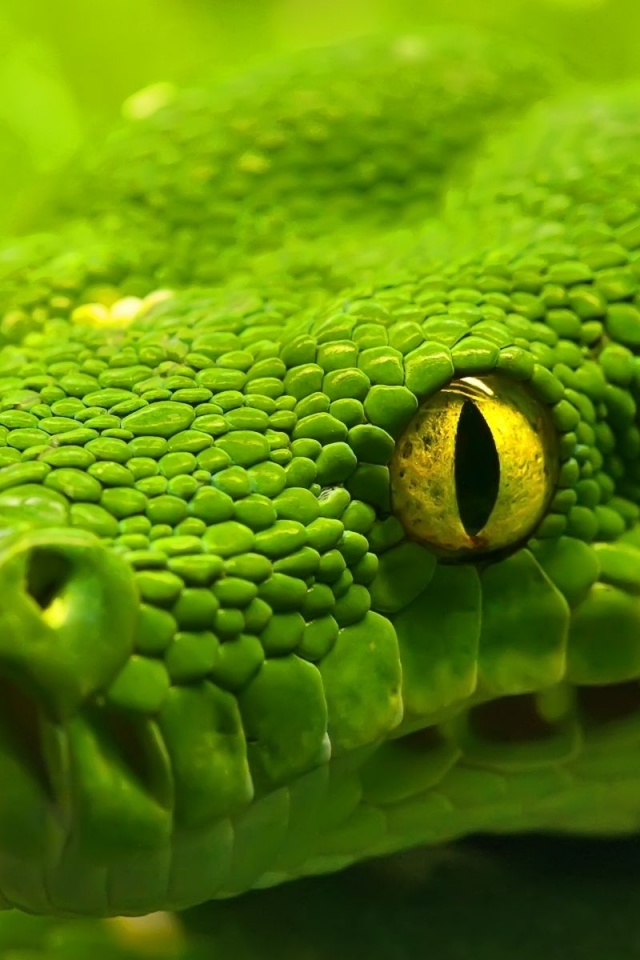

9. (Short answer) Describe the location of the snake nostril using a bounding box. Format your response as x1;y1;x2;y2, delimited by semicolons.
0;527;138;724
25;548;73;611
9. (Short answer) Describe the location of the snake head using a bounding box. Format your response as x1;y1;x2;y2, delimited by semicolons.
0;34;639;921
0;269;638;918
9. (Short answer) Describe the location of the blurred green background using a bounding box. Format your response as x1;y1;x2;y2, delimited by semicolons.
3;0;640;237
2;1;640;956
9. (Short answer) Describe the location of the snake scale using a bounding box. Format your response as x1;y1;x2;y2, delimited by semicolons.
0;27;637;935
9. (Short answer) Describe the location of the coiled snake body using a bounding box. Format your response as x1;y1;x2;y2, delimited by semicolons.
0;29;638;925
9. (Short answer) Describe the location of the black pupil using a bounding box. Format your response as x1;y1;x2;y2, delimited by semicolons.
454;401;500;536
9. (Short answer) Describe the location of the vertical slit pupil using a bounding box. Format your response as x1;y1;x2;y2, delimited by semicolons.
454;401;500;536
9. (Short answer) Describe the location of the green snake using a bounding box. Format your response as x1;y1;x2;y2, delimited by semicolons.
0;27;638;934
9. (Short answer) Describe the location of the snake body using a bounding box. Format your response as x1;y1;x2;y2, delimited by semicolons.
0;29;639;920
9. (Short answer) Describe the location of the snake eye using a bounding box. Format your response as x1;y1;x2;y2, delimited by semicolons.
390;376;558;560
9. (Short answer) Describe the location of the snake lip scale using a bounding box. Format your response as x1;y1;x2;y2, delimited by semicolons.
0;28;638;919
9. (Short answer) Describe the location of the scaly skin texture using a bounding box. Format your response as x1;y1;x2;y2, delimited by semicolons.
0;30;639;924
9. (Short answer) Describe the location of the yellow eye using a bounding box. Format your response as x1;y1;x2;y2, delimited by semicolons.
390;376;558;559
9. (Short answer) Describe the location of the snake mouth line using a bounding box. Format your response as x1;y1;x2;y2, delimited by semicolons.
4;677;639;835
0;674;638;914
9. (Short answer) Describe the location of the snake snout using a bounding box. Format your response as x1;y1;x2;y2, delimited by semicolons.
0;525;138;721
0;524;148;900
